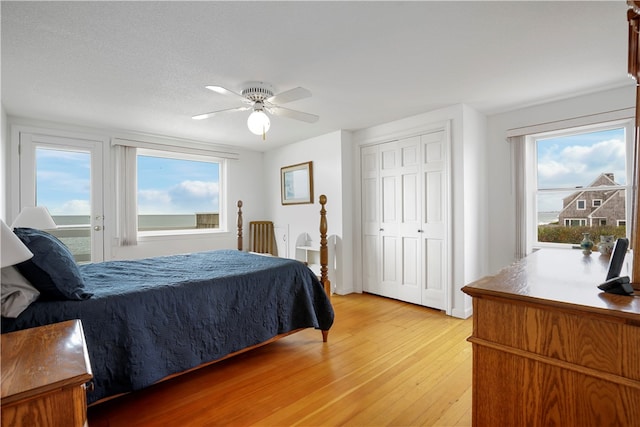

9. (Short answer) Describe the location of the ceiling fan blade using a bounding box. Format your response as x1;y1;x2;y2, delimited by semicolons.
267;106;319;123
205;86;249;103
192;106;250;120
267;87;311;105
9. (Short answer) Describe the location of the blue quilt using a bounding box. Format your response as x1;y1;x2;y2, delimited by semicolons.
1;250;334;404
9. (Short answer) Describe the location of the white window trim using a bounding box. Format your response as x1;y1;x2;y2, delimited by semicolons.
111;138;231;245
592;199;602;207
510;115;634;259
139;149;226;237
576;200;586;210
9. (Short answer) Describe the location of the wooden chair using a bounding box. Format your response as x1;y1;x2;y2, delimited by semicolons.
249;221;276;255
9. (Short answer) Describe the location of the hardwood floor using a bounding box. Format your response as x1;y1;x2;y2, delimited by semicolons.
88;293;473;426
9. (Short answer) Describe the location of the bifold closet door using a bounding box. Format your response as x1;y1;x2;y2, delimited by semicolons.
361;137;422;305
361;127;450;311
420;130;448;310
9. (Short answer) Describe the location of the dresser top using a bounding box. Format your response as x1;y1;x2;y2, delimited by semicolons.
1;319;93;405
463;248;640;320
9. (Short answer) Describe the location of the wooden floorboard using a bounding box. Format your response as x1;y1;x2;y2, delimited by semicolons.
88;293;473;426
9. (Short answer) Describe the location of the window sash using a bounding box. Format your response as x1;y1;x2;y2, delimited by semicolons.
509;116;634;259
113;142;227;243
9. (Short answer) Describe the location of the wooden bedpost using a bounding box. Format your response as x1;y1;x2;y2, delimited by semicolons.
319;194;330;298
319;194;331;343
237;200;243;251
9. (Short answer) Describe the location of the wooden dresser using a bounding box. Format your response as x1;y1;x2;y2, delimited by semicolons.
462;249;640;427
1;319;93;427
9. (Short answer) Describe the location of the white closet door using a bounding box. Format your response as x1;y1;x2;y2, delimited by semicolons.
420;130;449;310
396;136;421;304
362;137;422;304
379;141;401;299
361;126;450;310
361;145;382;296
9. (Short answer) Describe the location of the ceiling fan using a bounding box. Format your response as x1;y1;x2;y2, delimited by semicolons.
192;81;319;140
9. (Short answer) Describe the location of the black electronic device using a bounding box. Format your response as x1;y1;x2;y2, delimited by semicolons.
598;237;633;295
597;275;634;295
605;237;629;280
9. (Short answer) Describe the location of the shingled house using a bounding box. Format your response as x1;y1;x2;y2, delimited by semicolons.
558;173;626;227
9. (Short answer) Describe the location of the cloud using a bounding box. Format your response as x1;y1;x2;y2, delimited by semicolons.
49;199;91;215
37;149;90;165
38;170;91;194
537;138;625;189
138;180;218;214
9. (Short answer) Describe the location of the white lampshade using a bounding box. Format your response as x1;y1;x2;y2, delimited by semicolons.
1;220;33;268
247;110;271;136
11;206;57;230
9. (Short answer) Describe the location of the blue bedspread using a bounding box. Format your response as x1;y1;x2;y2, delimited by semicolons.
1;250;334;404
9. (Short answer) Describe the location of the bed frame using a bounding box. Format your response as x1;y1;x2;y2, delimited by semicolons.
89;195;332;406
236;194;331;305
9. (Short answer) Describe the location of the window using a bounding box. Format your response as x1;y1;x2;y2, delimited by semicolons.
564;218;586;227
36;148;92;262
532;120;632;247
136;148;223;234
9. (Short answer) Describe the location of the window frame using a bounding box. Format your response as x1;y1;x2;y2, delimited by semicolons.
527;118;634;249
564;218;587;227
135;147;227;238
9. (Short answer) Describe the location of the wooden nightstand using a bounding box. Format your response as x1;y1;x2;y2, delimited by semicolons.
1;319;93;427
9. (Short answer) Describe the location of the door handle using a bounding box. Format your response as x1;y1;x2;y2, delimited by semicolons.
94;226;102;231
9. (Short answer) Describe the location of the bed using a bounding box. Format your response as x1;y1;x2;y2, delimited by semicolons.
1;196;334;405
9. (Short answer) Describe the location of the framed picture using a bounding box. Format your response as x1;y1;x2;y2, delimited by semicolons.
281;161;313;205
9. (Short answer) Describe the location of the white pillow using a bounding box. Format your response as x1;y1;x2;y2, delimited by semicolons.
1;266;40;318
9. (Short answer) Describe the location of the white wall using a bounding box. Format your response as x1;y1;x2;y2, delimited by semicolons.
1;105;7;220
486;84;636;274
263;130;353;294
459;104;488;316
353;104;488;318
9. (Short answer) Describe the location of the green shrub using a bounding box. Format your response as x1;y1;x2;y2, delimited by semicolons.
538;225;626;245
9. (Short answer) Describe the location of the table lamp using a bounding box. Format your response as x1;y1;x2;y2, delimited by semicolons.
1;219;38;318
1;220;33;267
11;206;57;230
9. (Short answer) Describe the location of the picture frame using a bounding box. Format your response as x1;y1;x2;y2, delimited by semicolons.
281;161;313;205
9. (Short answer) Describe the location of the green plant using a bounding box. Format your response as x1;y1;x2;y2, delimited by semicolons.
538;225;626;245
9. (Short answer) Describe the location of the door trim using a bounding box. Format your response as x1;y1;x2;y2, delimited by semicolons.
10;124;110;262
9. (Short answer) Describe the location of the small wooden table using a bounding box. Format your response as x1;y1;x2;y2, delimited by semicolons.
1;319;93;427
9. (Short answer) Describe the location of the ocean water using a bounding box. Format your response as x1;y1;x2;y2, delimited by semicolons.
51;214;216;260
53;214;199;229
538;211;559;225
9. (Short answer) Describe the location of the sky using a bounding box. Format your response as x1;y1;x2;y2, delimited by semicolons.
137;155;219;215
36;149;220;216
536;127;626;212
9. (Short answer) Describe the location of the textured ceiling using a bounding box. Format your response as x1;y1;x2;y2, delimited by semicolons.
1;1;633;152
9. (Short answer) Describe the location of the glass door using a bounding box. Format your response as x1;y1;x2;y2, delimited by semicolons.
19;132;104;262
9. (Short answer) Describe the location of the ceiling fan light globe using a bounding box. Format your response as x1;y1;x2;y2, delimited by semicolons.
247;110;271;135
